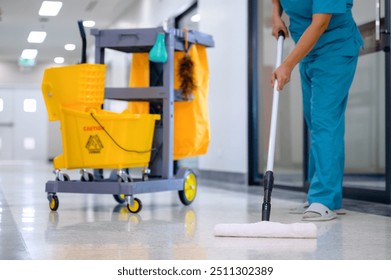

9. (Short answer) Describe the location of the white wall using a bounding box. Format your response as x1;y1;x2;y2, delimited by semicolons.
198;0;248;174
0;61;49;87
113;0;194;29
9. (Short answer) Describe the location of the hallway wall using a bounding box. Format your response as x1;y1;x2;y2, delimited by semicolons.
198;0;248;174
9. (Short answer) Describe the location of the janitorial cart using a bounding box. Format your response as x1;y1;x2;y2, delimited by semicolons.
41;26;214;213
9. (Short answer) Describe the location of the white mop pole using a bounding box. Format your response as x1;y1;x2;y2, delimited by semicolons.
266;34;284;172
262;33;285;222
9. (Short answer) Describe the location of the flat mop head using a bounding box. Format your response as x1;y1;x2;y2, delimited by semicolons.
214;221;317;239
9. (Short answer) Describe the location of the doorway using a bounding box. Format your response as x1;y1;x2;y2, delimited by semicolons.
0;87;48;161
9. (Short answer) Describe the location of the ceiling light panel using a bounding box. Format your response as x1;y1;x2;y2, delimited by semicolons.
54;57;64;64
83;20;96;28
27;31;47;43
64;44;76;51
39;1;63;16
21;49;38;59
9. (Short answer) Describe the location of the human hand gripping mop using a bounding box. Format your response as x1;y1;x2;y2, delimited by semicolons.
214;32;317;238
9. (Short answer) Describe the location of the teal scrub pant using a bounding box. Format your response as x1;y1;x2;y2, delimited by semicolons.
299;54;359;210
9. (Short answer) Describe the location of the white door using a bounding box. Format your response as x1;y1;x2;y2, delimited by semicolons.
0;87;48;161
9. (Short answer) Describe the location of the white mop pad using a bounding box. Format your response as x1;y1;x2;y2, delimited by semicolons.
214;221;317;239
214;237;318;253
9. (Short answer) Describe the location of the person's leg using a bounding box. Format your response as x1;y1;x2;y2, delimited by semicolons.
299;62;315;183
305;55;358;211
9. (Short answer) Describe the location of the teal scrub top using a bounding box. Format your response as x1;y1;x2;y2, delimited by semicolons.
280;0;364;61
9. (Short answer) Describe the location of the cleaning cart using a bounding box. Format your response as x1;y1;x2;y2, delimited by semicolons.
42;26;214;213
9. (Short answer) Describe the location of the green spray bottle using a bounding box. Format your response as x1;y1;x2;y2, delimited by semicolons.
149;32;168;63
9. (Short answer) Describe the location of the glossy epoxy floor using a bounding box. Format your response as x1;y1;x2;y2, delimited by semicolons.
1;161;391;260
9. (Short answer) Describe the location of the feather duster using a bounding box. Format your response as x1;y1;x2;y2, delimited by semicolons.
178;28;196;100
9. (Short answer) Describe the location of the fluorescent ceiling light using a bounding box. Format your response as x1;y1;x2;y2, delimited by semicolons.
21;49;38;59
64;44;76;51
191;14;201;22
27;31;47;43
83;20;96;28
54;57;64;64
39;1;63;16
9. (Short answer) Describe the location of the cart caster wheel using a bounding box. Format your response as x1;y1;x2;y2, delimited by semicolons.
114;172;132;204
142;168;150;181
178;169;197;206
113;194;126;204
49;195;59;211
81;171;94;182
127;198;142;214
56;173;70;181
117;169;132;183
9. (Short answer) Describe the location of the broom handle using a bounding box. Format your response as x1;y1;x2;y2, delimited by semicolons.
266;32;285;172
183;28;189;52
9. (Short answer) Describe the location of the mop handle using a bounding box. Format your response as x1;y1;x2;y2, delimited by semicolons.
266;32;285;172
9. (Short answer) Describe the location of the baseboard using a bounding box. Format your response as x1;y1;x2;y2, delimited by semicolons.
197;169;247;184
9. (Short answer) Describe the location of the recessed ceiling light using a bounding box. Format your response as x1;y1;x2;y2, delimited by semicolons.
83;20;96;28
54;57;64;64
21;49;38;59
64;44;76;51
39;1;63;17
27;31;47;43
191;14;201;22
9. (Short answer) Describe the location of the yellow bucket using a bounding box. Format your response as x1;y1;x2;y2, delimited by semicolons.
41;63;161;169
42;64;106;121
54;107;160;169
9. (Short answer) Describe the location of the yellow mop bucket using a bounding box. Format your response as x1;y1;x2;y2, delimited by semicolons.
54;107;160;169
42;64;106;121
41;63;160;169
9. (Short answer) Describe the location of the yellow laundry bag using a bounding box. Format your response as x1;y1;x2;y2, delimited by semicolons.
129;45;210;160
